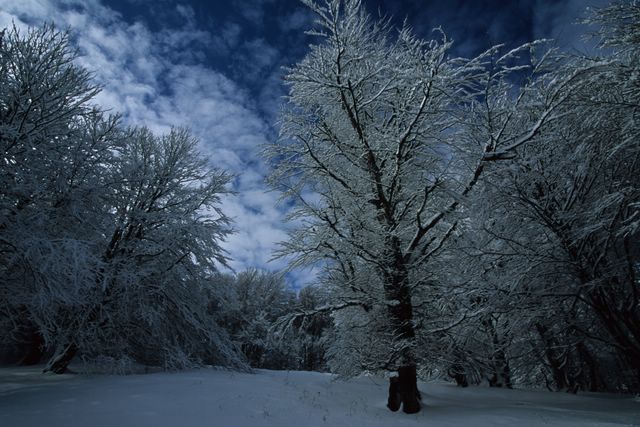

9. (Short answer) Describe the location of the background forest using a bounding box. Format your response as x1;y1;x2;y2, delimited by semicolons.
0;0;638;414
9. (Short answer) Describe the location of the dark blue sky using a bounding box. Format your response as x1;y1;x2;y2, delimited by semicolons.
96;0;607;120
1;0;610;288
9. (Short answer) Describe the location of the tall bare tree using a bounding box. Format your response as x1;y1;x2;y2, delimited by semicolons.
267;0;566;412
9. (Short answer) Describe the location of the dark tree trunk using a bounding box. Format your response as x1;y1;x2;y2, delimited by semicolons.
398;365;421;413
43;342;78;374
387;376;401;411
381;237;422;413
576;341;601;392
387;366;422;413
384;274;421;412
448;363;469;387
483;318;512;389
536;323;571;391
488;348;512;389
19;330;45;366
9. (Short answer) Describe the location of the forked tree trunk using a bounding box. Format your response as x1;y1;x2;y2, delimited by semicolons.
43;342;78;374
387;366;421;413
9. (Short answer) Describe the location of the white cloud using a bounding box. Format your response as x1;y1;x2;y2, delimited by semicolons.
1;0;313;285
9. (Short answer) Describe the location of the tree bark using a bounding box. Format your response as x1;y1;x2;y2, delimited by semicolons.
536;323;570;391
484;318;512;388
387;376;401;411
576;341;601;392
488;348;512;388
398;365;421;413
383;246;421;413
448;363;469;387
43;342;78;374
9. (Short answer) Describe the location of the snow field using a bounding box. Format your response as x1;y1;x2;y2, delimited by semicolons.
1;367;638;427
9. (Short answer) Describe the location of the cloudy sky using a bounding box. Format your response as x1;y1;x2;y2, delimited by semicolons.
0;0;609;288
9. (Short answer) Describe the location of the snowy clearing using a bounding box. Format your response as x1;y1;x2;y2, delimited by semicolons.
0;367;638;427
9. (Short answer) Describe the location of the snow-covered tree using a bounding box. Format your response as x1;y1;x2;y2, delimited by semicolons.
267;0;566;412
0;24;109;365
457;0;640;392
218;270;297;368
0;24;242;373
42;126;240;373
217;270;333;371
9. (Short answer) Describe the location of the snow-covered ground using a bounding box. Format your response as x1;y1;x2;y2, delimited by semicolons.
0;366;638;427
